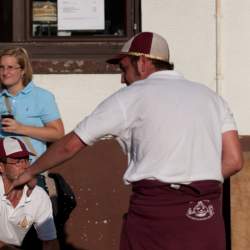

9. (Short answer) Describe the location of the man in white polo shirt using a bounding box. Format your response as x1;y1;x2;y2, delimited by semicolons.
0;137;59;250
8;32;243;250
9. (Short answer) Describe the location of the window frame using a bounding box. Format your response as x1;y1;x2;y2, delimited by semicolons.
0;0;141;74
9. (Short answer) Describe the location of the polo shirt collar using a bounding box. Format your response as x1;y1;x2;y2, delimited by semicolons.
147;70;184;80
0;81;34;97
0;176;5;200
19;186;32;205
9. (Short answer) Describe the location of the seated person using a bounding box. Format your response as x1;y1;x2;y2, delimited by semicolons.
0;137;59;250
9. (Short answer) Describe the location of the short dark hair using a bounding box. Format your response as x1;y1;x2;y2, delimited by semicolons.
0;157;7;163
128;56;140;76
128;55;174;71
150;58;174;70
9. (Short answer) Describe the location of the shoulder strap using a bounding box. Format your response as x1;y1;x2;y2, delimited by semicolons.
3;96;12;114
21;137;37;156
3;96;37;156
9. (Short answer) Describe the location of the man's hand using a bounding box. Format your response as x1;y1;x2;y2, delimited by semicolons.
5;172;36;197
0;240;19;249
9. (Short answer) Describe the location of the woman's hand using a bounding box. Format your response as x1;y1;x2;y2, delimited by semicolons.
1;118;23;134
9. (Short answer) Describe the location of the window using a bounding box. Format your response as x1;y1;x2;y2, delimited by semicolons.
0;0;141;74
32;0;126;38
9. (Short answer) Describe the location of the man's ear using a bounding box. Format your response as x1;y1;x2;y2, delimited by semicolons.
137;56;154;79
0;162;5;174
137;55;147;74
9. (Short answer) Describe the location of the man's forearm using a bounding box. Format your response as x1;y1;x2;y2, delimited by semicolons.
222;160;242;178
28;131;85;176
6;132;87;195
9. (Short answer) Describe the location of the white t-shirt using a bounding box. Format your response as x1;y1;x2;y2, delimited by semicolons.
0;177;57;246
74;71;237;184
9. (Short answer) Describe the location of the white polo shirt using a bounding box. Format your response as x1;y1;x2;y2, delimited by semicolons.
0;177;57;246
74;71;237;184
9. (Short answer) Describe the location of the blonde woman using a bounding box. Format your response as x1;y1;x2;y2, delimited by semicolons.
0;47;64;187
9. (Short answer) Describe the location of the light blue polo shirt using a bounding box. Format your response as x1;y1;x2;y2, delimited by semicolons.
0;81;61;162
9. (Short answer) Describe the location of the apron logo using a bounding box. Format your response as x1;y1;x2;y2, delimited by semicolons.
186;200;214;221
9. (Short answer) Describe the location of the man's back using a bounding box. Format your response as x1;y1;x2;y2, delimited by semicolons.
110;70;237;183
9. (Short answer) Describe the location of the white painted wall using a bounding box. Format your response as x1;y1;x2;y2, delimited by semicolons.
34;0;250;135
34;74;122;133
223;0;250;135
142;0;216;88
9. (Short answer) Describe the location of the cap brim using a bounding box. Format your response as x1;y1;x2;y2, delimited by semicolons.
106;54;127;64
8;151;36;159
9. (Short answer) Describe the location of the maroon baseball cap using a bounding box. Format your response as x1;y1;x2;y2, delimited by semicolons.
107;32;170;64
0;137;35;159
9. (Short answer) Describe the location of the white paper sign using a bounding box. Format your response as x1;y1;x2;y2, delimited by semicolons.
58;0;105;30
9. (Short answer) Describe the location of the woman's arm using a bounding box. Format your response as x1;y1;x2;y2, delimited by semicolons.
1;118;65;142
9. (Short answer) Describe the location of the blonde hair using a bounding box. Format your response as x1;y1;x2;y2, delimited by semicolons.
0;47;33;86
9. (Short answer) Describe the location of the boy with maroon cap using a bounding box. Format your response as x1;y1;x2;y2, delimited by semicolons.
0;137;59;250
8;32;243;250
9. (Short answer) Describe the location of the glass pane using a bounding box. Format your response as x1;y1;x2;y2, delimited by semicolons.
32;0;126;38
0;0;12;42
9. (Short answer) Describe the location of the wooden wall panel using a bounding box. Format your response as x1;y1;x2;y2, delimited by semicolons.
50;139;130;250
231;136;250;250
231;150;250;250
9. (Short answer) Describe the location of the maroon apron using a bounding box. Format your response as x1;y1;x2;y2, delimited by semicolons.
120;180;225;250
